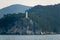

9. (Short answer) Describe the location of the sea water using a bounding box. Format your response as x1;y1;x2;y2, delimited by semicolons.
0;35;60;40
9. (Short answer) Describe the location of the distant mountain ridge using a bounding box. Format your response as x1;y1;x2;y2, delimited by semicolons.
28;4;60;14
0;4;31;18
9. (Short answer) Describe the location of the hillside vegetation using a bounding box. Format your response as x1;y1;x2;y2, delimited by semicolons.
0;4;60;35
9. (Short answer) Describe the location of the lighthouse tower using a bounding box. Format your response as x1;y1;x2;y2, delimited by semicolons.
26;11;28;19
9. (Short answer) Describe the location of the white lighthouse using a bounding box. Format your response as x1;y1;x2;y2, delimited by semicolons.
26;11;28;19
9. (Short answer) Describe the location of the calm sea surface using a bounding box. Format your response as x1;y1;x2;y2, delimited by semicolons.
0;35;60;40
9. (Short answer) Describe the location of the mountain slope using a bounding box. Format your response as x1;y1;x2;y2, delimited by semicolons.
0;4;31;18
0;4;60;35
28;4;60;34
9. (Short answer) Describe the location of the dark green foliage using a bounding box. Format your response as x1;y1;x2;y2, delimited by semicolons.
28;4;60;33
0;4;60;35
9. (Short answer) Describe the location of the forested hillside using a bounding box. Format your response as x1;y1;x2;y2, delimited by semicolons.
0;4;60;35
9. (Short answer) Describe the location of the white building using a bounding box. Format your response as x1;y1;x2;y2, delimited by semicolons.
26;11;28;19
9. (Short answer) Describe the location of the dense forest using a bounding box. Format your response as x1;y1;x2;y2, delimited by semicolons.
0;13;60;35
0;4;60;35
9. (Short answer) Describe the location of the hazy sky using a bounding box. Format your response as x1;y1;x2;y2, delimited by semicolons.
0;0;60;9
